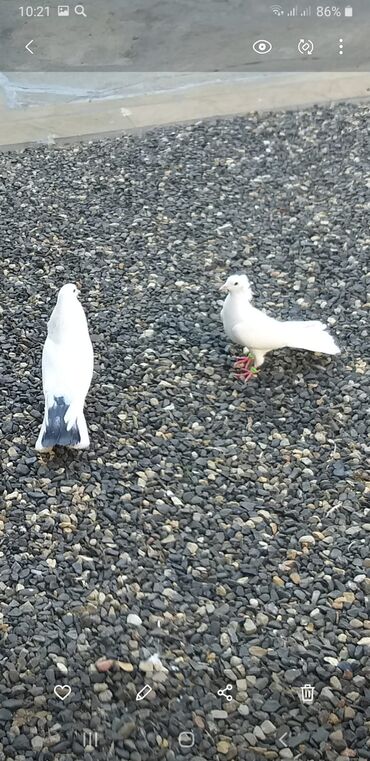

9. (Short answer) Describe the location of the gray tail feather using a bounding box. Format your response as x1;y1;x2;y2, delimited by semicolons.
42;396;80;449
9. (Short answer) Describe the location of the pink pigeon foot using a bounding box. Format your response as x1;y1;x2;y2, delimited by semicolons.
234;354;258;382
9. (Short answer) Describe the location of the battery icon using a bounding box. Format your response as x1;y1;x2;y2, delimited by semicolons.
344;6;353;16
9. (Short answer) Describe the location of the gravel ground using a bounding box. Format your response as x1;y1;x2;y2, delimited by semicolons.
0;103;369;761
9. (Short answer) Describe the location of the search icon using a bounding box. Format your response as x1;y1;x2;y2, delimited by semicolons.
75;4;86;16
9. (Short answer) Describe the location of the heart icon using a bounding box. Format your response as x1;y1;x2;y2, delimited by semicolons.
54;684;72;701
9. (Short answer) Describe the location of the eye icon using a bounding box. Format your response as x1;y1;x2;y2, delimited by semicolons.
252;39;273;55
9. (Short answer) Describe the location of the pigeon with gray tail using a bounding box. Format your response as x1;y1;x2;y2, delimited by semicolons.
35;283;94;451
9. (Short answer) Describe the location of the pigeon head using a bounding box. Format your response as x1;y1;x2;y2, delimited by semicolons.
57;283;81;302
220;274;252;298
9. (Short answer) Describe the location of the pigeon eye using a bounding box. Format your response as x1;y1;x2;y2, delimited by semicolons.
234;281;238;285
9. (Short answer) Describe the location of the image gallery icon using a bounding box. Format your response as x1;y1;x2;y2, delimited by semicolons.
57;5;70;15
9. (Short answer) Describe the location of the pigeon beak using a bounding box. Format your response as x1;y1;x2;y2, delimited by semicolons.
219;283;228;292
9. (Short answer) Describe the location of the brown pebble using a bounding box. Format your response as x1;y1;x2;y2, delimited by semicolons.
95;659;115;672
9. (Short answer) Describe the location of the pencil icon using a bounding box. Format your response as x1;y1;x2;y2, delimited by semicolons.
136;684;152;701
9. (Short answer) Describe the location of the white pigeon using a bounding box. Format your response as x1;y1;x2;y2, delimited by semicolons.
35;283;94;451
220;274;340;380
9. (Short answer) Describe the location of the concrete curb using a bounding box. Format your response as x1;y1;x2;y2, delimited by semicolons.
0;72;369;149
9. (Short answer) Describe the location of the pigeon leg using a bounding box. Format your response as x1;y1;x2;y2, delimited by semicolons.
233;353;258;381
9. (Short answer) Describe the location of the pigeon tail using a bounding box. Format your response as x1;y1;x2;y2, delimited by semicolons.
282;320;340;355
35;396;88;451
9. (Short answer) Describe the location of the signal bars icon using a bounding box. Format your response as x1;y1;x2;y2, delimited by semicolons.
270;4;314;17
286;5;311;15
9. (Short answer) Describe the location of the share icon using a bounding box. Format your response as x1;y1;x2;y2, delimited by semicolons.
217;684;233;701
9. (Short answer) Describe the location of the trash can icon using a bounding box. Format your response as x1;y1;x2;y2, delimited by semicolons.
299;684;315;704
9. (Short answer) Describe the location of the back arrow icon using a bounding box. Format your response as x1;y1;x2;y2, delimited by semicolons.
278;732;288;748
25;40;34;54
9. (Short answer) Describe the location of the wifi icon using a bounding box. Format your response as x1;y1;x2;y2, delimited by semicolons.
271;4;284;14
